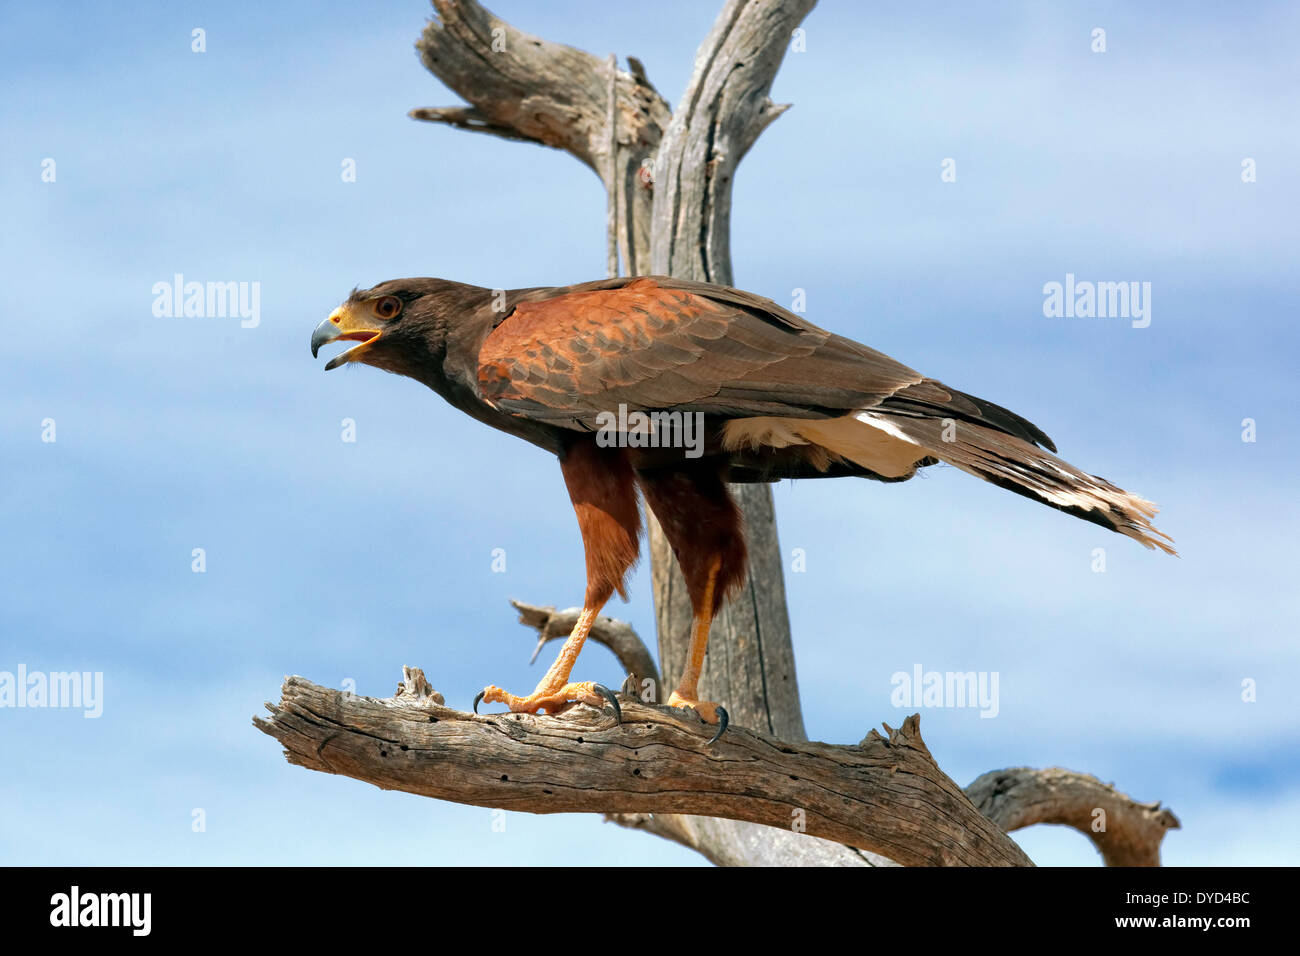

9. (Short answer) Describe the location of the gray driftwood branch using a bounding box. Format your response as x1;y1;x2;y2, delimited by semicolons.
968;767;1181;867
255;663;1182;867
508;606;1180;866
413;0;669;274
255;668;1031;866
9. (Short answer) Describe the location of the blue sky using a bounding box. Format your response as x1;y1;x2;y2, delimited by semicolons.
2;0;1297;866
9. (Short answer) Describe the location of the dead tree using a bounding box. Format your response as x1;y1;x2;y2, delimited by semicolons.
257;0;1180;866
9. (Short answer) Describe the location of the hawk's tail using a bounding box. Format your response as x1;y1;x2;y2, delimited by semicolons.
867;412;1177;554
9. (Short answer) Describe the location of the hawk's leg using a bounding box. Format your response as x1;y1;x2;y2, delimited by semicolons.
476;439;640;719
638;460;747;740
664;555;728;728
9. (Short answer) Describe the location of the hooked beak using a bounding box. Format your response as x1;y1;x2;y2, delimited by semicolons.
311;304;383;370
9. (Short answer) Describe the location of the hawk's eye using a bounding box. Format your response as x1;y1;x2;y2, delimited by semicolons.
374;295;403;320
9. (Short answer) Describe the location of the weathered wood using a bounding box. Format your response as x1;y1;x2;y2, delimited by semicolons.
649;0;811;285
967;767;1182;867
606;812;900;866
517;608;1182;866
255;672;1033;866
413;0;668;274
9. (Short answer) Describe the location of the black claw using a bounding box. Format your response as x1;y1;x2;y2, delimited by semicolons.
706;705;729;745
593;684;622;723
472;690;486;714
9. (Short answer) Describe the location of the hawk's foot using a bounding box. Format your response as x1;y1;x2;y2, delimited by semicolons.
667;690;729;744
474;681;621;723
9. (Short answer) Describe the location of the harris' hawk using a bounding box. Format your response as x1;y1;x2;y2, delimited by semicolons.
311;275;1173;739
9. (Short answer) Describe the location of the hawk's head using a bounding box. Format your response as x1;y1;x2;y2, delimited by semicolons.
311;278;476;379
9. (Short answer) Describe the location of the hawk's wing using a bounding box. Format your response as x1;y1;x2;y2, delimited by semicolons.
478;276;920;424
477;276;1051;448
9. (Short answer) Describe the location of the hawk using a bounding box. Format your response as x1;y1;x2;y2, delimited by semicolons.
312;276;1173;740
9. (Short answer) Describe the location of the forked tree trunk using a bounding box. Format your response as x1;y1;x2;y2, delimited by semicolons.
255;0;1181;869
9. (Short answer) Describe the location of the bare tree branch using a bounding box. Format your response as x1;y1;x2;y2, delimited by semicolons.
604;812;900;866
603;52;620;276
413;0;669;274
649;0;816;285
490;606;1185;867
408;106;541;145
967;767;1182;867
255;671;1033;866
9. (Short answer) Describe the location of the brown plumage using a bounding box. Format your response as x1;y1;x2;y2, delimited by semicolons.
311;274;1173;734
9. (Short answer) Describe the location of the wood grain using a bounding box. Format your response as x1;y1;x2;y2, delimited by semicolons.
256;670;1032;867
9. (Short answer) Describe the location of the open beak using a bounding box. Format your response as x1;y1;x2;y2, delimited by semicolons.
311;304;383;370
